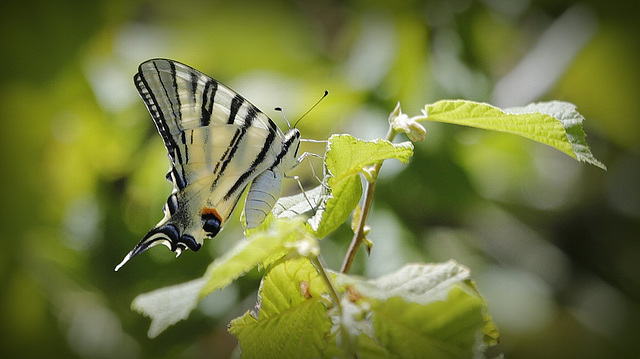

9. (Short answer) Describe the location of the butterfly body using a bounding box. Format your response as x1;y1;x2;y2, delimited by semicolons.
115;59;300;270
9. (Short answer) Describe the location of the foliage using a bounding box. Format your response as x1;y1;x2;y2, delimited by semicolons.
421;100;606;170
130;100;603;357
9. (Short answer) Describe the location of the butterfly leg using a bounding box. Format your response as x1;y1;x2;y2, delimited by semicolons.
283;171;324;216
295;151;328;190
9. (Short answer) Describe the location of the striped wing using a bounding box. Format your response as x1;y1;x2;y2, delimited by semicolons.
116;59;288;270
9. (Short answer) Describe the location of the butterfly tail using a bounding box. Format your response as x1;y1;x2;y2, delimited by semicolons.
114;224;202;271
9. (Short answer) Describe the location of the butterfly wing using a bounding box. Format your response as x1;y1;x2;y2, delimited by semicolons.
116;59;286;270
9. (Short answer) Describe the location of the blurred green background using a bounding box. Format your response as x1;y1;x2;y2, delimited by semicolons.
1;0;638;358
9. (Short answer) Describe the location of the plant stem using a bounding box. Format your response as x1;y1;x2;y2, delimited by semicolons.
340;127;396;274
310;255;341;309
312;254;358;358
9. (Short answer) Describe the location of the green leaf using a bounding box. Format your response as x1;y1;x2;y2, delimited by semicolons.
337;261;497;358
423;100;606;170
356;333;400;359
131;217;308;338
340;261;472;304
505;101;606;170
229;257;332;358
131;278;206;338
372;288;484;359
228;260;497;358
272;185;324;220
199;216;309;296
314;134;414;238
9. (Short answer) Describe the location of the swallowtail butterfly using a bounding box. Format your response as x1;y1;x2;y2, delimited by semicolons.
115;59;301;271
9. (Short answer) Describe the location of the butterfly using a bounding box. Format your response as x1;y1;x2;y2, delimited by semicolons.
115;59;302;271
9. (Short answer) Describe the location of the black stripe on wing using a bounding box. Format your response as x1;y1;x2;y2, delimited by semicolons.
134;72;177;161
134;70;189;190
168;61;182;121
201;79;217;126
211;96;255;189
228;95;244;125
224;121;278;201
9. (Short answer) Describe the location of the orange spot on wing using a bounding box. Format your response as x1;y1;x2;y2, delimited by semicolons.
201;207;222;221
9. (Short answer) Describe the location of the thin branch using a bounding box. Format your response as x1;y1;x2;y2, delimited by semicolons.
310;255;341;309
340;127;397;274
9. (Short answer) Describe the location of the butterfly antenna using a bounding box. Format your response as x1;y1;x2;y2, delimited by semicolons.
274;106;293;128
294;90;329;128
275;90;328;129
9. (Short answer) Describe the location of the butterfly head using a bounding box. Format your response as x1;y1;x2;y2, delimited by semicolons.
277;128;301;169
